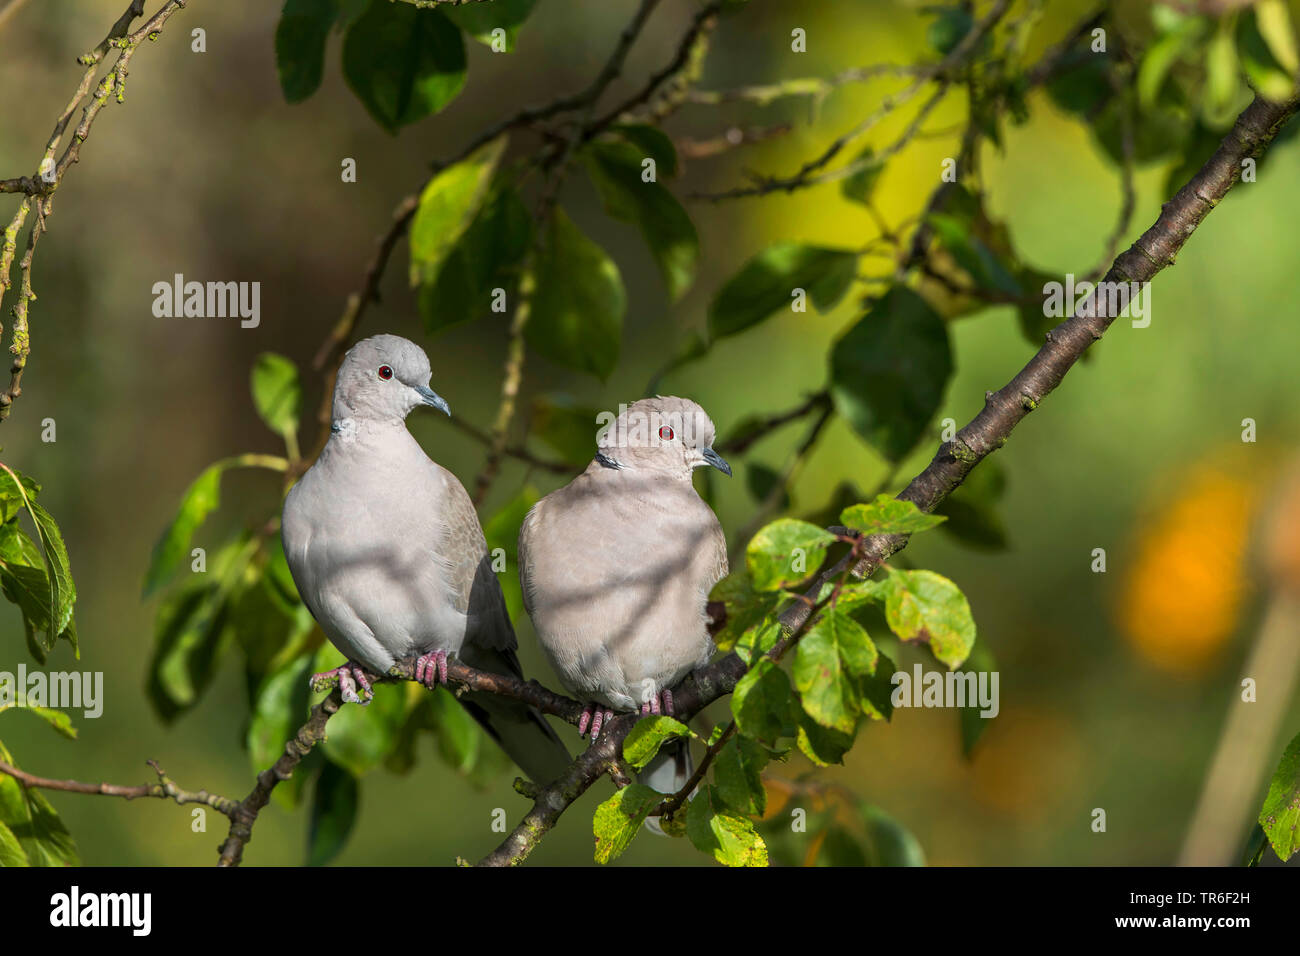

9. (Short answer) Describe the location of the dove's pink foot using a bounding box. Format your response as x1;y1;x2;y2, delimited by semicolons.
639;689;674;716
578;703;616;741
311;661;374;706
415;649;449;688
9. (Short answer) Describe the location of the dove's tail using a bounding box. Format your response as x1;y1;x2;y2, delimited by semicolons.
461;690;573;787
456;644;572;787
639;738;694;836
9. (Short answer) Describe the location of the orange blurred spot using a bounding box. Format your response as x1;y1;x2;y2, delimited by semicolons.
1118;462;1259;674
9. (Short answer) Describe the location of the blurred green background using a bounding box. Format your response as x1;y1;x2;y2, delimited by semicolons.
1;0;1298;866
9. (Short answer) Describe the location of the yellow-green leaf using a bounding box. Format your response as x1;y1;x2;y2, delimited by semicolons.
593;783;660;863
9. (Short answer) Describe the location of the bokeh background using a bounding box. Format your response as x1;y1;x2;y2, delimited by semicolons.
1;0;1298;866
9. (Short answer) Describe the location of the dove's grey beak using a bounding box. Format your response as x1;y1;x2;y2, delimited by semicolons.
416;385;451;416
702;447;732;477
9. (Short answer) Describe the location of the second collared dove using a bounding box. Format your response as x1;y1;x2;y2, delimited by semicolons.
281;334;571;786
518;396;731;803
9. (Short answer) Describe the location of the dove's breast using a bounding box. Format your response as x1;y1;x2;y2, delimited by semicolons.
282;432;470;671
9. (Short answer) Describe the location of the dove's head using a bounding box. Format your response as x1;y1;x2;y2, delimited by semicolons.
595;396;731;480
332;334;450;425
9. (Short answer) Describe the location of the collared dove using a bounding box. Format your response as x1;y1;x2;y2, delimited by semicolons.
518;396;731;801
281;334;571;786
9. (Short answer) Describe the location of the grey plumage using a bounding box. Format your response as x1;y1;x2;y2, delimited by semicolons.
281;334;570;786
518;396;731;808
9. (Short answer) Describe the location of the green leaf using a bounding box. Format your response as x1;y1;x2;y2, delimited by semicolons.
613;124;679;177
730;660;793;748
957;639;998;757
409;136;508;287
928;213;1022;297
880;568;976;669
0;468;40;523
0;469;76;655
146;581;230;723
830;285;953;463
840;494;946;537
1136;16;1203;110
1258;730;1300;862
318;651;407;776
232;564;314;683
250;352;302;441
528;395;604;465
840;145;884;205
714;736;768;816
582;139;698;301
686;785;768;866
708;242;859;339
795;704;856;766
0;559;63;660
1046;51;1117;116
0;742;78;866
708;570;782;655
745;518;836;591
927;6;975;55
1256;0;1300;73
735;619;783;668
0;819;28;866
307;760;359;866
443;0;537;52
1239;7;1297;103
247;653;315;808
428;685;482;775
142;463;225;597
859;650;896;721
1;706;77;740
1204;17;1242;124
623;716;692;771
24;497;74;643
264;535;303;611
592;783;660;863
817;825;868;866
860;803;926;866
483;485;539;622
526;208;626;379
794;610;877;733
1095;92;1193;165
745;462;790;510
418;182;531;333
341;0;466;133
275;0;341;103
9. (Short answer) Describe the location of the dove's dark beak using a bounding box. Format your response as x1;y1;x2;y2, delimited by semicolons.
416;385;450;416
702;447;732;477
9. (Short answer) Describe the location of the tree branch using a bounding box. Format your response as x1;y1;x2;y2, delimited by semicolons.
0;0;189;420
0;757;237;814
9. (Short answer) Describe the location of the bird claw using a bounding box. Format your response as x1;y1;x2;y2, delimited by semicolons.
578;703;616;741
310;661;374;706
638;689;674;717
415;649;449;689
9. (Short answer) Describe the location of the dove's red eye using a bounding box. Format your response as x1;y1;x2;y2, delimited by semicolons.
659;425;674;441
378;365;393;380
